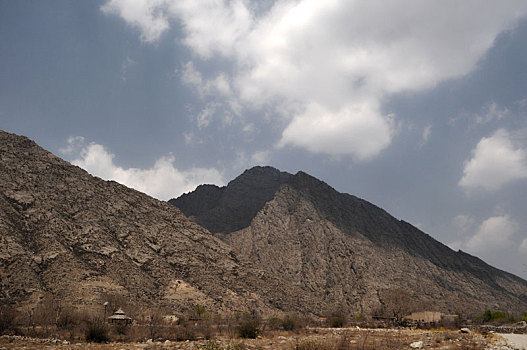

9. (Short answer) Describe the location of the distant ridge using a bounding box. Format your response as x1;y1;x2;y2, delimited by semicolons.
171;166;527;314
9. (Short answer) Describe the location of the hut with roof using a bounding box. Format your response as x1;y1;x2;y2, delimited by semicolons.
108;308;133;325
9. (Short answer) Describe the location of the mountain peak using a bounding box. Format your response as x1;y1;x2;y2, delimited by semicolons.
171;166;527;313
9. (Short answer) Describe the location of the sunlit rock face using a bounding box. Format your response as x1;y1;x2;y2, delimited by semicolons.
172;166;527;315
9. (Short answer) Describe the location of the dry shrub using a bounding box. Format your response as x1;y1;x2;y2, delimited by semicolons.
236;319;259;339
0;304;17;334
172;320;198;341
56;307;81;330
236;312;261;339
84;317;108;343
266;316;282;330
329;316;345;328
295;336;350;350
266;314;303;332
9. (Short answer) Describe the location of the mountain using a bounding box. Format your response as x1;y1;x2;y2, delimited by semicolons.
0;131;319;316
171;166;527;315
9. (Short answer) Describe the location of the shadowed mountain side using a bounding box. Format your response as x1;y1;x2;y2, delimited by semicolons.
0;131;322;315
171;167;293;234
171;166;527;314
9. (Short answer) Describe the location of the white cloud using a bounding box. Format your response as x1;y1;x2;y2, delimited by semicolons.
251;150;271;164
448;240;463;252
475;102;509;124
181;61;233;98
196;102;220;129
465;215;518;254
459;129;527;191
452;214;475;235
101;0;171;43
102;0;527;158
520;238;527;255
62;137;224;200
419;124;432;147
278;101;392;159
121;56;136;81
59;136;86;155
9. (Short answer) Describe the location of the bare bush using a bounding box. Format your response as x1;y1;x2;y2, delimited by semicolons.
85;317;108;343
0;304;17;334
236;313;261;339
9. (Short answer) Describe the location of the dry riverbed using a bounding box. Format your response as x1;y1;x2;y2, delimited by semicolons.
1;328;524;350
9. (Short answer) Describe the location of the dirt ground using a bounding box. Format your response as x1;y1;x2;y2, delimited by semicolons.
498;334;527;350
2;327;520;350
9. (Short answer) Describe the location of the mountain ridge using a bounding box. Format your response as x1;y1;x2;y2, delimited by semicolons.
0;131;321;316
171;166;527;314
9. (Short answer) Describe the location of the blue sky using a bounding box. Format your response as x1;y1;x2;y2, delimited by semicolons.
1;0;527;278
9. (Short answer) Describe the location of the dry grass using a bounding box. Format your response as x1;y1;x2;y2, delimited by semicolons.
0;325;497;349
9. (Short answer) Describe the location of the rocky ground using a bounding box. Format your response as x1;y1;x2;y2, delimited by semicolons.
1;328;524;350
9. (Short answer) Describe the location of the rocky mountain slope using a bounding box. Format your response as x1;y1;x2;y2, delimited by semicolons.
0;131;319;316
171;166;527;315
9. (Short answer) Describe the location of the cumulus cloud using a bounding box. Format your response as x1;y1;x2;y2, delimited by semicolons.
62;137;224;200
102;0;527;158
465;215;518;254
459;129;527;191
278;101;392;159
101;0;171;43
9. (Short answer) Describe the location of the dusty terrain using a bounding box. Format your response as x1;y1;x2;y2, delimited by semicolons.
0;328;522;350
499;334;527;349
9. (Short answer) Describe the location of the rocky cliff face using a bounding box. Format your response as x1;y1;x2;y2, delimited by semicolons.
0;132;317;315
171;166;527;315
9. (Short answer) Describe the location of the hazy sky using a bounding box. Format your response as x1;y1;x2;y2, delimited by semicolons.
2;1;527;278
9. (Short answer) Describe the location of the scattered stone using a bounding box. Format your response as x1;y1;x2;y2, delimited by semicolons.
410;340;424;349
460;328;471;334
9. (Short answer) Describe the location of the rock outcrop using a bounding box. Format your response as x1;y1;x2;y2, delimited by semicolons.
0;131;315;315
171;166;527;315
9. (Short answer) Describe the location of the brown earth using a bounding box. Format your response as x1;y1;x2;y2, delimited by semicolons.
172;166;527;316
0;328;513;350
0;130;314;316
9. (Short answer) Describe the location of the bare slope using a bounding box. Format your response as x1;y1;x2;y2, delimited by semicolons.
0;131;314;315
171;166;527;314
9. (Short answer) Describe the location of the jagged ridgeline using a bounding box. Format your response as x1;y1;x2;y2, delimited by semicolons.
170;166;527;314
0;130;316;315
1;129;526;317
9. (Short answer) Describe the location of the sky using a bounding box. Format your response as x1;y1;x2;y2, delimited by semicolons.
1;1;527;279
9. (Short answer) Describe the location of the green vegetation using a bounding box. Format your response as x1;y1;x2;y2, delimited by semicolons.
482;310;507;323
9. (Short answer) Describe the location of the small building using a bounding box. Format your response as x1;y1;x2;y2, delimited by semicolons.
108;308;133;325
404;311;443;326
